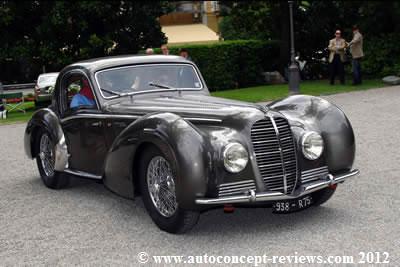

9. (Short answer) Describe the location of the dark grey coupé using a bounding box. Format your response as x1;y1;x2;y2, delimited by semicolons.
24;55;359;233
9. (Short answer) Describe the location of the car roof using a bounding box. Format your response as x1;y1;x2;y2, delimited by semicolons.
68;55;192;73
38;72;59;77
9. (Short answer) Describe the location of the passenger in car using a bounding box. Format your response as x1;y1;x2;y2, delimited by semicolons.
70;79;95;108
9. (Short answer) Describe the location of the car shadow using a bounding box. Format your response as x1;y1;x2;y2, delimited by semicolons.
28;175;350;237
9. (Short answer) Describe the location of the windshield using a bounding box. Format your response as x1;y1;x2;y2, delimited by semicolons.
95;64;202;98
38;75;57;85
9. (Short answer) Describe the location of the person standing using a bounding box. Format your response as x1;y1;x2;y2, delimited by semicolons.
348;25;364;85
145;48;154;55
178;48;192;61
328;30;347;85
161;44;169;55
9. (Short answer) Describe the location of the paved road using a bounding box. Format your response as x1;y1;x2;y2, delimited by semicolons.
1;87;399;266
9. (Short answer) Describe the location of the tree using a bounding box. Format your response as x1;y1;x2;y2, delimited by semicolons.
218;1;400;76
0;1;171;83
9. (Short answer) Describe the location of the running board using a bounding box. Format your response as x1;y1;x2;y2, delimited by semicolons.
64;169;102;180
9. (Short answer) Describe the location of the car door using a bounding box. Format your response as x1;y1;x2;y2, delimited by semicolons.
59;72;108;176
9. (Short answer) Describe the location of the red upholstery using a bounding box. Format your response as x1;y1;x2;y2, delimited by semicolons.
80;79;94;100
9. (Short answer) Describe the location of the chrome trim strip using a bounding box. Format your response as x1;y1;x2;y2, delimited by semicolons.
94;63;204;100
64;169;102;180
217;180;256;197
60;114;222;123
219;186;256;194
269;116;288;194
218;179;255;187
195;169;360;205
302;166;328;174
61;114;140;123
301;166;329;183
219;183;256;191
181;117;222;123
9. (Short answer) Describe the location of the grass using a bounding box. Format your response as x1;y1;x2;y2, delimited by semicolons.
0;79;387;125
211;79;386;102
0;102;35;125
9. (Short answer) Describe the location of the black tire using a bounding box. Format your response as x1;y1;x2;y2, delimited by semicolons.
312;186;336;206
35;129;70;189
138;145;199;234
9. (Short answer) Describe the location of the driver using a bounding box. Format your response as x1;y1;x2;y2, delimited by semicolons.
70;79;95;108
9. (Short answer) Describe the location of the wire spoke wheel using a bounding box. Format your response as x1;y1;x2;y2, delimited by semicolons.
146;156;178;217
39;134;55;177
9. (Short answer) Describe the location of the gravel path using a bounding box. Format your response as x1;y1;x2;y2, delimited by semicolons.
0;86;399;266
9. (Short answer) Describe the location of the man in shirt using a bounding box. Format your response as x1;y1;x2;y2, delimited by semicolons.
348;25;364;85
161;44;169;55
70;79;95;108
328;30;347;85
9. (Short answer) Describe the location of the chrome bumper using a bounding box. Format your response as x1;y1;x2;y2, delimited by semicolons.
195;169;360;205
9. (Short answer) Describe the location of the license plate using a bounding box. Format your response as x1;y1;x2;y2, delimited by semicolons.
273;195;313;213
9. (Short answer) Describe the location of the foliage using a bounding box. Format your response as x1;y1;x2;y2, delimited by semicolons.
219;1;400;78
0;1;171;83
362;33;400;76
219;2;273;41
154;40;280;91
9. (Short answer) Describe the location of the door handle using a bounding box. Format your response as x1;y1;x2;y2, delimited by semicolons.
91;121;102;127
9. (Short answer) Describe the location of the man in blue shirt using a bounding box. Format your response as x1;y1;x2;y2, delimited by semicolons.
70;79;96;108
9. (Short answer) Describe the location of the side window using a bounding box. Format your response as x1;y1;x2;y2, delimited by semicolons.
61;73;97;113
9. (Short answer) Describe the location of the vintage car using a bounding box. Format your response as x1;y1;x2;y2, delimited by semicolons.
34;72;59;107
24;55;359;233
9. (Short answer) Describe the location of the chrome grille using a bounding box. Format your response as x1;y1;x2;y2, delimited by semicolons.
218;180;256;197
251;117;298;194
301;166;329;183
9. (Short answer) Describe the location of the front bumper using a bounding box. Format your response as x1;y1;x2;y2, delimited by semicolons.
195;169;359;205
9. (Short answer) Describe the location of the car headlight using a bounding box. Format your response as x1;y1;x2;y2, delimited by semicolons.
301;131;324;160
223;142;249;173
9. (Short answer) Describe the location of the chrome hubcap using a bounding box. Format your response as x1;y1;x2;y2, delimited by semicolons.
39;134;55;177
146;156;178;217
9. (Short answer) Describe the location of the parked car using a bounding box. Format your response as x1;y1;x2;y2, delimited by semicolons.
34;72;59;107
24;55;359;233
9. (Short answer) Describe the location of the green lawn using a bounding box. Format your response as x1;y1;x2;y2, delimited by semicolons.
0;102;35;125
211;79;386;102
0;79;387;125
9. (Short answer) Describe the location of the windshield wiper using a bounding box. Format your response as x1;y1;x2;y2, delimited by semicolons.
148;82;171;89
100;88;128;97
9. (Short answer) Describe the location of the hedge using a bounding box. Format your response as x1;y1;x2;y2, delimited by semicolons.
153;40;280;91
361;33;400;77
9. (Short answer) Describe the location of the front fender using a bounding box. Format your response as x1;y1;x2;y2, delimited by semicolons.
103;112;211;209
24;108;68;171
269;95;355;173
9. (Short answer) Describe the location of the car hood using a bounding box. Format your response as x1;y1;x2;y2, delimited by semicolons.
104;94;269;121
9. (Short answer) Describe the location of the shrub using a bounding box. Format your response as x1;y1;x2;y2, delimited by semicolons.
362;33;400;77
152;40;280;91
